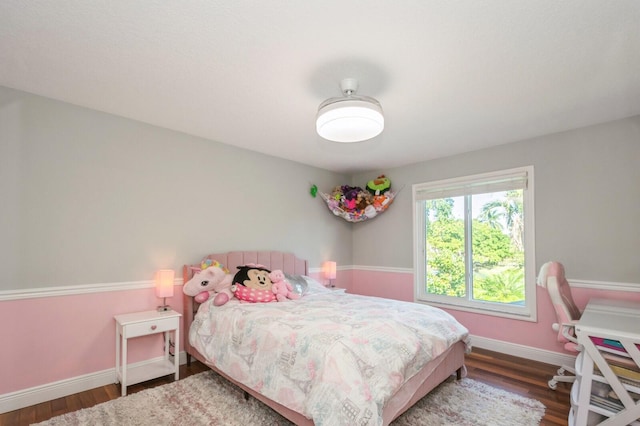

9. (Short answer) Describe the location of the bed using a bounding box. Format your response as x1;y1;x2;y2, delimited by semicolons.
183;251;470;425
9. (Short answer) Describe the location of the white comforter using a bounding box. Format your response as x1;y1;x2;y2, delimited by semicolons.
190;287;469;426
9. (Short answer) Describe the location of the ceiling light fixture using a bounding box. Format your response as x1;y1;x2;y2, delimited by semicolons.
316;78;384;143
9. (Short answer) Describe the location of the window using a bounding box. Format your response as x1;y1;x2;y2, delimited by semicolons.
412;166;536;320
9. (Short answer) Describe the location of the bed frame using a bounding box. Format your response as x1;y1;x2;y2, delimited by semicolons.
182;251;466;426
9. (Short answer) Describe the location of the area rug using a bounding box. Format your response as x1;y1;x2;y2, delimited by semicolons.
34;371;545;426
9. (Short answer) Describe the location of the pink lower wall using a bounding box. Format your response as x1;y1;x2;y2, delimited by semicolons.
2;269;638;402
347;269;640;354
0;288;182;395
2;272;324;398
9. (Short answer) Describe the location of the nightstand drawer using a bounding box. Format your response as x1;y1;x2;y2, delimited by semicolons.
124;317;177;338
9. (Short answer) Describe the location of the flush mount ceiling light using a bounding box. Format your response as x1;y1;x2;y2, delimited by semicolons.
316;78;384;143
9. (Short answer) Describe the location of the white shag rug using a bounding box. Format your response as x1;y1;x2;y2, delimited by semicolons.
34;371;545;426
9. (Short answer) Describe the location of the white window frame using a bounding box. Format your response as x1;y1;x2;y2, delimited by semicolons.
412;166;536;321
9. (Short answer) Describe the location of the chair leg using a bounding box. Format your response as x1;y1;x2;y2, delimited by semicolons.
548;364;576;390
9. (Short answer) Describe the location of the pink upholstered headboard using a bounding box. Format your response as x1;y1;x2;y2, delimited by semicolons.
197;251;308;276
182;251;308;357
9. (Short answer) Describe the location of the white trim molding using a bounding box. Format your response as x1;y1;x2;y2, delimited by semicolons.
350;266;640;291
0;279;182;302
309;265;350;274
568;279;640;292
350;265;413;274
2;268;637;301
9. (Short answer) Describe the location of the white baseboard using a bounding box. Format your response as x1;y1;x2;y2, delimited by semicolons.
0;352;187;414
470;334;576;367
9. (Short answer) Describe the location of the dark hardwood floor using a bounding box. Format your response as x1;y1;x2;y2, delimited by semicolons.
1;348;571;425
465;348;571;425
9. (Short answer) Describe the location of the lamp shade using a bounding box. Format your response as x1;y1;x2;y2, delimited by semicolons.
155;269;175;298
322;261;337;280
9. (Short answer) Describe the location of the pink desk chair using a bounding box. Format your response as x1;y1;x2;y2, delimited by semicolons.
537;261;582;390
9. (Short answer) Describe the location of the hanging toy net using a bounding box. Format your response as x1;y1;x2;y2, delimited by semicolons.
319;177;400;223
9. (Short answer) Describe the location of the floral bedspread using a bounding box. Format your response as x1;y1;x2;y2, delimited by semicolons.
190;290;469;426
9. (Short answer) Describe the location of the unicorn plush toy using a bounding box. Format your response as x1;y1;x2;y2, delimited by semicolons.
183;260;235;306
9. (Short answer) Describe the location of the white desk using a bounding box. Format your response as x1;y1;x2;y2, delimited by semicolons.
573;299;640;426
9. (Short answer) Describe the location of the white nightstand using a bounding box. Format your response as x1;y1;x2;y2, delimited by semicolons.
114;309;181;396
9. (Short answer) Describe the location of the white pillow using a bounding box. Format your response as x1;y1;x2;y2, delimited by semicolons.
302;276;331;294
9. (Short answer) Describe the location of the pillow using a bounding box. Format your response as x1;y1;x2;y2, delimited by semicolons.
233;264;276;303
284;273;308;297
302;275;331;294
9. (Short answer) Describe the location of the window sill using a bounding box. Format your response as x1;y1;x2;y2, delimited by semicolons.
415;299;537;322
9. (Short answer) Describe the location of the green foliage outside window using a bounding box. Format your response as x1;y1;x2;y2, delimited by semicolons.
425;191;525;304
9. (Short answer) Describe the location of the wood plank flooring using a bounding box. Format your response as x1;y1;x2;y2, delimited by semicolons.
465;348;571;425
1;348;571;426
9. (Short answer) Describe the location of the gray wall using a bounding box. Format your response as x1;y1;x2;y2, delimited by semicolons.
0;86;352;290
352;116;640;284
3;84;639;290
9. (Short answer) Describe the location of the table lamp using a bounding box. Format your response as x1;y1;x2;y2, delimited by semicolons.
322;261;337;288
155;269;175;311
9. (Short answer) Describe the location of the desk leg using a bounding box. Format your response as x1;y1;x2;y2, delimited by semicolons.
575;352;593;425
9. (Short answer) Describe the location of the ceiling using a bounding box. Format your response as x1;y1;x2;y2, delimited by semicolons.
2;2;639;173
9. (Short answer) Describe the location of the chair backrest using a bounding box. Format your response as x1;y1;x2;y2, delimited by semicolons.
537;261;581;344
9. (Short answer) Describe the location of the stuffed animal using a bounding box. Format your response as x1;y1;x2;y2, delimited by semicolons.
233;264;277;303
373;194;391;210
364;204;378;218
269;270;300;302
366;175;391;196
272;280;300;302
331;186;343;201
356;190;373;211
340;185;365;212
343;197;357;211
268;269;286;284
183;262;235;306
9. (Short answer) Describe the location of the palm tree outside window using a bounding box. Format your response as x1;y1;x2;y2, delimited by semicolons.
412;167;536;321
